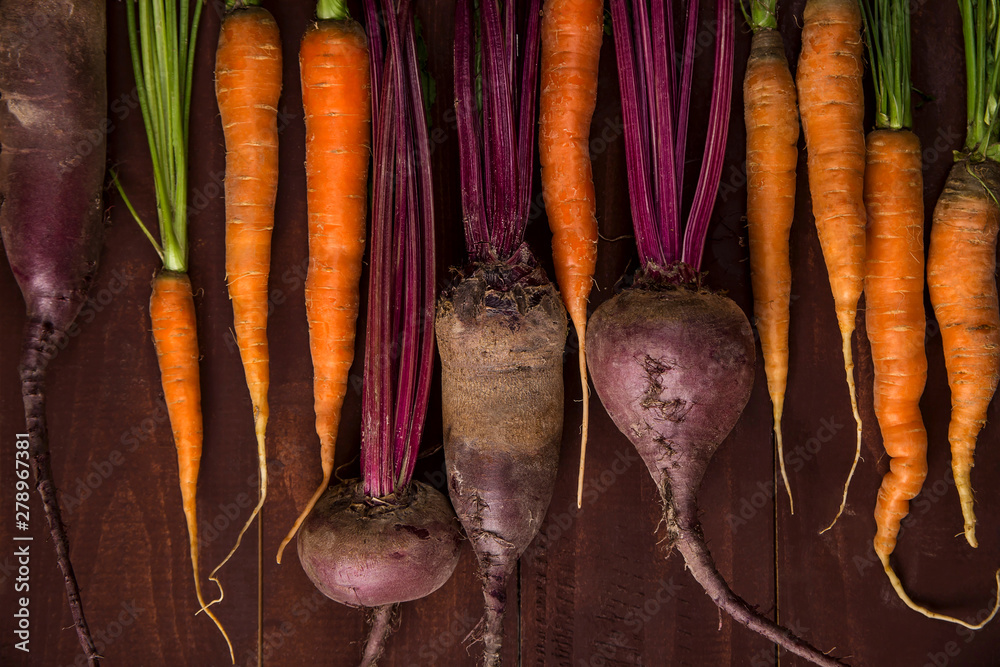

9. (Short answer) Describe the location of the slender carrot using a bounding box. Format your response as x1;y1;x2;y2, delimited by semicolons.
539;0;602;508
116;0;234;657
796;0;866;530
149;271;231;644
929;161;1000;549
210;5;281;658
864;0;998;628
866;130;927;562
211;0;281;584
742;0;797;512
276;0;372;563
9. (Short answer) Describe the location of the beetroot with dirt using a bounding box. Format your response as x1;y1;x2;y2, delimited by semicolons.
586;1;847;665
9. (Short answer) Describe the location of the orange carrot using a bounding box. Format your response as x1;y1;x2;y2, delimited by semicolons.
930;0;1000;555
929;160;1000;548
117;0;235;657
796;0;866;530
863;0;998;627
743;0;798;512
211;1;281;587
276;8;372;563
150;271;233;655
539;0;602;508
865;128;932;609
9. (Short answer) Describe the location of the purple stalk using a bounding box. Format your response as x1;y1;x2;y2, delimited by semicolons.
399;9;436;485
650;0;679;261
610;0;660;265
516;0;541;234
361;61;395;498
681;0;733;270
361;0;436;498
674;0;699;198
504;0;516;101
455;0;541;264
480;0;517;254
632;0;657;258
612;0;732;276
365;0;384;130
455;0;489;258
664;0;676;101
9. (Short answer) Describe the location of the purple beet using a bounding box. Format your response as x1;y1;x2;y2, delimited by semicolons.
294;1;456;663
298;480;462;665
437;259;566;665
437;1;558;664
1;1;106;662
590;0;847;663
588;288;842;667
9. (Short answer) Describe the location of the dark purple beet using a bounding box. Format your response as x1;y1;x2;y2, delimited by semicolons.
0;1;106;663
588;286;845;667
298;480;462;608
298;480;462;666
436;266;567;666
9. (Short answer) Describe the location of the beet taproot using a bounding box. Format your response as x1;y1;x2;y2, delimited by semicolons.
0;1;107;662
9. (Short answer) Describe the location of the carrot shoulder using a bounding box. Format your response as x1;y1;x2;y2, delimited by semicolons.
539;0;602;507
796;0;866;529
277;17;371;563
745;23;798;512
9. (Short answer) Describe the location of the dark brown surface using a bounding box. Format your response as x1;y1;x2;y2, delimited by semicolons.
2;0;1000;665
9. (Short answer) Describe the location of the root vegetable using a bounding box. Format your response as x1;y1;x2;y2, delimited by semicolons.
0;0;107;661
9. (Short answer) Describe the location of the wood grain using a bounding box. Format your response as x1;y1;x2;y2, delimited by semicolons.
2;0;999;665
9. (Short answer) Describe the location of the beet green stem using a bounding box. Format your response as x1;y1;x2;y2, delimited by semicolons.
611;0;734;273
361;0;436;498
455;0;542;263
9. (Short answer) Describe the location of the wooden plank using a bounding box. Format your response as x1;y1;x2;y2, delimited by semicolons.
3;1;1000;665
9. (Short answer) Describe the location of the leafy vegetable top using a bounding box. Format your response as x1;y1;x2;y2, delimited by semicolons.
861;0;912;131
117;0;203;273
960;0;1000;159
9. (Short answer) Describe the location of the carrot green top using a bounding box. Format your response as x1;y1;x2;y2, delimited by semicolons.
225;0;262;10
318;0;350;21
742;0;778;32
116;0;203;274
861;0;912;131
959;0;1000;160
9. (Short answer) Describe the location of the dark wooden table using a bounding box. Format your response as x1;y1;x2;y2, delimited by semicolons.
3;0;1000;665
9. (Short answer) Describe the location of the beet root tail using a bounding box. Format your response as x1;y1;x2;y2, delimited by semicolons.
21;319;99;666
360;603;398;667
481;559;511;667
673;507;843;667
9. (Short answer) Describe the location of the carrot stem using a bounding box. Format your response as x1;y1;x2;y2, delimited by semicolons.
318;0;350;21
